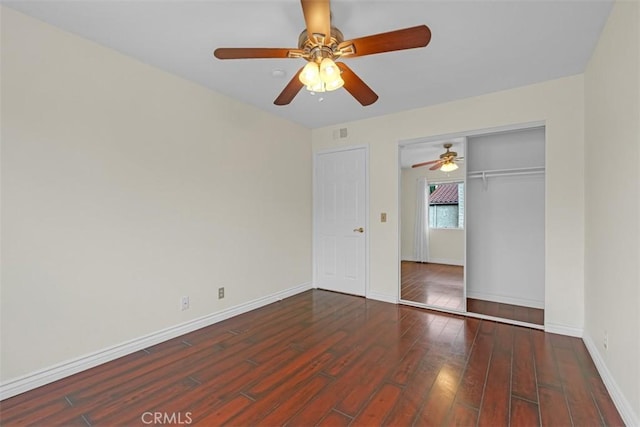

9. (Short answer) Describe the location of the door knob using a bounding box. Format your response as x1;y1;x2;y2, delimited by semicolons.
353;227;364;233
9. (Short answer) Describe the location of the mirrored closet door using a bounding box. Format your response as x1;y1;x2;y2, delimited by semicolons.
399;139;466;312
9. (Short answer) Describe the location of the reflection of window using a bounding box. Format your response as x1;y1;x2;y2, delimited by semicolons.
428;183;464;229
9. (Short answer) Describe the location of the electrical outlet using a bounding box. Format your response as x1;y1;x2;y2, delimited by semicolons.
181;296;190;311
218;287;225;299
603;330;608;351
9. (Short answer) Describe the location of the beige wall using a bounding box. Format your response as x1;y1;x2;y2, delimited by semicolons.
313;75;585;334
400;166;464;265
0;8;312;382
584;0;640;423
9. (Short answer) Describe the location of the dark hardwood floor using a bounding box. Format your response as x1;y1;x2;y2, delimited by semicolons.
0;290;623;426
401;261;545;326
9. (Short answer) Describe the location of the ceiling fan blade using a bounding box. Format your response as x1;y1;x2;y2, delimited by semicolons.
274;67;305;105
338;25;431;58
411;159;440;168
429;162;443;171
301;0;331;45
336;62;378;106
214;48;301;60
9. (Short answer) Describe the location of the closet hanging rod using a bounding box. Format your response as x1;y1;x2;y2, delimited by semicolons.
467;166;545;179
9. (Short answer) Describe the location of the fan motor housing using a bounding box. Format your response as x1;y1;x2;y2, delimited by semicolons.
298;27;345;61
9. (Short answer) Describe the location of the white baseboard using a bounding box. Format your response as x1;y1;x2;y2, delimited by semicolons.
428;258;464;267
465;311;545;330
583;333;639;427
400;258;464;267
0;282;312;400
466;290;544;309
544;322;583;337
367;291;397;304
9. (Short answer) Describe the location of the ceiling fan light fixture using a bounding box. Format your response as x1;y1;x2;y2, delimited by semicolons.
325;75;344;91
299;61;321;86
307;81;325;92
300;58;344;92
319;58;343;91
320;57;339;81
440;161;459;172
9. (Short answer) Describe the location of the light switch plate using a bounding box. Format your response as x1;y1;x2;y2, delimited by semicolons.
381;213;387;222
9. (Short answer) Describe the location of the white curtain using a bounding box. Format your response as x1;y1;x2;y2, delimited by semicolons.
414;177;429;263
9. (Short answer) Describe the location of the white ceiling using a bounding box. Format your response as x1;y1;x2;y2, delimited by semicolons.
3;0;612;129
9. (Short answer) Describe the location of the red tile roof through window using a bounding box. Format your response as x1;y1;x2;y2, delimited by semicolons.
429;183;458;204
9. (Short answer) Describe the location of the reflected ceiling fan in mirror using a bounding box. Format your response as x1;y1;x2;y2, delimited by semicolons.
412;143;464;172
213;0;431;106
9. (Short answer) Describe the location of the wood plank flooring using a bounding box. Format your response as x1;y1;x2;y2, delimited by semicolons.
0;290;623;426
401;261;544;325
401;261;465;311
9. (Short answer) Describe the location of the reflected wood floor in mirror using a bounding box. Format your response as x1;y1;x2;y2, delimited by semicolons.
401;262;545;326
401;261;464;311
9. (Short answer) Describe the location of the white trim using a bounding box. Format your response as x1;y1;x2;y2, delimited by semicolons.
364;146;371;299
400;258;464;266
0;282;312;400
466;291;544;309
465;311;544;330
396;145;404;303
367;292;398;304
583;333;639;427
544;322;583;337
462;136;468;312
428;257;464;267
314;144;369;156
400;299;466;317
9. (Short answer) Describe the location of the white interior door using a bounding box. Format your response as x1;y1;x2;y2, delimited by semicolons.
314;147;367;296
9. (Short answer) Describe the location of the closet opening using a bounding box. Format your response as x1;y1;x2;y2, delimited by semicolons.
399;124;545;329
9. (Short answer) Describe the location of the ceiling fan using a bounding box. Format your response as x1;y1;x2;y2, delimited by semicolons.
213;0;431;106
412;143;464;172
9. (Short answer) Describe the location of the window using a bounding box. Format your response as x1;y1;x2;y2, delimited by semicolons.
428;182;464;229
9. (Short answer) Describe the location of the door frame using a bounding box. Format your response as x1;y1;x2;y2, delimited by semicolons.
312;145;370;297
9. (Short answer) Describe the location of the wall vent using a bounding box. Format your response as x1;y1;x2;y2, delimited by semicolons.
333;127;348;139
